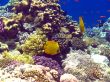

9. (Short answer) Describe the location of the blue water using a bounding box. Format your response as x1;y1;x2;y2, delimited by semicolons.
0;0;110;27
0;0;9;6
59;0;110;27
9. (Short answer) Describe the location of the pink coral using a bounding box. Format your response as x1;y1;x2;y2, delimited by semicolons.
60;73;79;82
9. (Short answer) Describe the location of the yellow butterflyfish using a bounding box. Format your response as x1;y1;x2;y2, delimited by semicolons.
44;40;60;55
79;16;85;33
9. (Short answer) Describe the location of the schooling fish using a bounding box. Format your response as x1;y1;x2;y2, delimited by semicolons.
79;16;85;33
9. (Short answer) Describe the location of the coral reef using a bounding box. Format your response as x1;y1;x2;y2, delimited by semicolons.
2;50;34;64
21;30;47;56
98;44;110;59
0;64;60;82
70;37;87;50
0;0;110;82
0;58;15;68
0;0;83;57
0;42;8;52
33;55;64;77
62;50;110;82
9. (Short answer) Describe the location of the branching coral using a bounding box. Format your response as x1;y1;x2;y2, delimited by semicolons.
70;37;87;50
12;0;81;38
0;16;20;39
2;50;34;64
62;50;106;81
33;55;64;77
98;44;110;59
21;30;47;56
52;33;72;54
83;36;99;46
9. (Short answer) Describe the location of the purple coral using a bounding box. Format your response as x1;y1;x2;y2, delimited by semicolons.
33;55;64;76
0;18;4;33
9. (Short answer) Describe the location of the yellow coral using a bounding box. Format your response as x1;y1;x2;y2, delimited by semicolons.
2;51;34;64
44;40;60;55
21;32;47;56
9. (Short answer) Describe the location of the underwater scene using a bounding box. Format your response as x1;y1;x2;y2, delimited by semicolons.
0;0;110;82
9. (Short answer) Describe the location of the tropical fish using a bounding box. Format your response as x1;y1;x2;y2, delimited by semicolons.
79;16;85;33
44;40;60;55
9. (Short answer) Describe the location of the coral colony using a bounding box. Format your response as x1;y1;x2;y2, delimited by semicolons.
0;0;110;82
